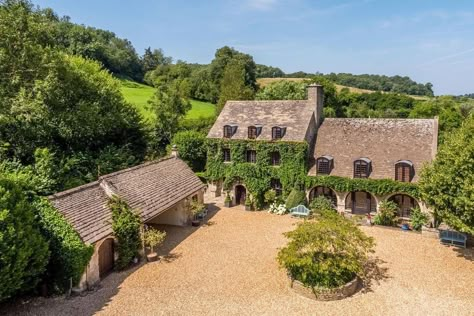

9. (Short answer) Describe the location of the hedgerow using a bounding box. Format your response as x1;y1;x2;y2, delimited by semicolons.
35;198;93;292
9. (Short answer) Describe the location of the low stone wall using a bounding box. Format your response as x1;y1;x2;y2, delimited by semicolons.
289;276;361;301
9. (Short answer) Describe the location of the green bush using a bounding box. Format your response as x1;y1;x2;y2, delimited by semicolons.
285;188;307;210
170;131;207;171
278;214;374;288
373;201;399;226
309;196;335;213
35;198;94;292
264;189;277;205
0;178;49;302
109;197;141;270
410;207;429;231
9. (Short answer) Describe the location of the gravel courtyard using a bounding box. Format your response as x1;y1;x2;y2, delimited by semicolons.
3;203;474;316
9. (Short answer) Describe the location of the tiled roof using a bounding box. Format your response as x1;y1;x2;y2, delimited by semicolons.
101;158;205;222
309;118;438;182
49;182;111;245
49;157;205;244
207;100;315;142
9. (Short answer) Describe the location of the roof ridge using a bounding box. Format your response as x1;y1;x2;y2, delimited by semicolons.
99;156;177;180
49;181;101;200
325;118;436;121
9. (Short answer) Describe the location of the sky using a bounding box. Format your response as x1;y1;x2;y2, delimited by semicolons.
33;0;474;95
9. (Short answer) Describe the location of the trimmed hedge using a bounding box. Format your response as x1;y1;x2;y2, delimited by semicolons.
285;188;307;209
35;198;93;292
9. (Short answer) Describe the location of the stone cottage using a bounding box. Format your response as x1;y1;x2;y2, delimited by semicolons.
206;84;437;219
49;153;205;289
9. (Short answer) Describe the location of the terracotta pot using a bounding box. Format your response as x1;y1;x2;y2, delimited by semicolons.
192;220;200;227
147;252;158;262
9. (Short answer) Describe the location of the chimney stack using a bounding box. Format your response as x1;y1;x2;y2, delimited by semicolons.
171;144;179;158
307;84;324;128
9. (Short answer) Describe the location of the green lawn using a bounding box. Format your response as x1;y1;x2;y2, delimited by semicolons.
119;79;215;123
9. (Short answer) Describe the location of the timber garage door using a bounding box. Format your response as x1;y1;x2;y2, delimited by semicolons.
98;238;114;279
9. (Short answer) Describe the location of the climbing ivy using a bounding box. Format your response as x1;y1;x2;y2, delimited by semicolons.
206;139;308;207
304;175;420;198
205;139;421;208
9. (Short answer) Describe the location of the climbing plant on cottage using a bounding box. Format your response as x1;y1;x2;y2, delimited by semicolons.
108;196;142;270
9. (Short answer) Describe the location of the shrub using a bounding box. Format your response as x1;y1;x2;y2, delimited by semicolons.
278;214;374;288
264;189;277;205
410;207;429;231
108;197;141;270
373;201;399;226
170;131;207;171
35;198;93;293
268;203;287;215
143;228;166;254
285;188;307;210
309;196;335;213
0;178;49;302
190;201;205;218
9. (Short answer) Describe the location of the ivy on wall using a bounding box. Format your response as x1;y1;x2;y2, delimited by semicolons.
205;139;421;207
304;175;420;199
206;139;308;207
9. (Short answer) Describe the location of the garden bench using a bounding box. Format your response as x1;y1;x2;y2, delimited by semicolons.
439;230;467;248
290;205;310;218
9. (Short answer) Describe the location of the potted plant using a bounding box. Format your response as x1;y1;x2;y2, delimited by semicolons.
245;196;252;211
143;228;166;262
190;201;205;226
224;193;232;208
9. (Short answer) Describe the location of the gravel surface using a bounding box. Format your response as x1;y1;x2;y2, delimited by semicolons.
2;203;473;316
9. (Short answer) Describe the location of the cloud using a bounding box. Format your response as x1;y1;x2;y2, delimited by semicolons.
246;0;278;11
418;47;474;68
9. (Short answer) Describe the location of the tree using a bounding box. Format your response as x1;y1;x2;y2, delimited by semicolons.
170;131;207;171
141;47;172;73
255;80;306;100
149;80;191;156
255;64;285;78
277;213;374;288
217;59;255;113
108;196;141;270
0;177;49;302
419;116;474;234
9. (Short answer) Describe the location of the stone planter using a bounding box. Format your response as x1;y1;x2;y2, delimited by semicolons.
224;201;232;208
147;253;158;262
289;276;361;301
245;204;252;211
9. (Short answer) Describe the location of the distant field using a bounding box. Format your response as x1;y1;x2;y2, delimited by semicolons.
257;78;430;100
119;79;215;122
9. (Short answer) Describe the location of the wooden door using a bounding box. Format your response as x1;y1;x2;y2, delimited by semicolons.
98;238;114;279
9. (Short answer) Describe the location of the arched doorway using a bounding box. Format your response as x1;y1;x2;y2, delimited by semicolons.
345;191;376;215
309;186;337;206
388;194;419;218
98;238;114;279
235;185;247;205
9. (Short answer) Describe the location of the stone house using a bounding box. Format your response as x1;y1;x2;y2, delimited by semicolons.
49;153;205;289
206;84;437;219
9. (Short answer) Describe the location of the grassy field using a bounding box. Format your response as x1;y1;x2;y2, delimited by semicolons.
119;79;216;122
257;78;430;100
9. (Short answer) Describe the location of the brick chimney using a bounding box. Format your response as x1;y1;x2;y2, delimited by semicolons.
307;84;324;128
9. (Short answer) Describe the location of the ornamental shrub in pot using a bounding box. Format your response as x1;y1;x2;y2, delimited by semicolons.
373;201;399;226
190;201;205;226
224;193;232;208
143;228;166;262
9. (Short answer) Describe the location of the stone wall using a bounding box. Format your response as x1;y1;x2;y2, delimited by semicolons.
289;276;361;301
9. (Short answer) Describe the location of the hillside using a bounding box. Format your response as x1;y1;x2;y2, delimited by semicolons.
257;78;430;101
119;80;216;122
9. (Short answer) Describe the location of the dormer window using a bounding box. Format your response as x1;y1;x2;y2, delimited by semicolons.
395;160;414;182
223;124;237;138
272;126;286;140
316;155;333;175
248;126;257;139
354;158;371;178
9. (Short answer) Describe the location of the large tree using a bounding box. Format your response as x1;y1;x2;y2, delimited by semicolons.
419;115;474;234
217;59;255;113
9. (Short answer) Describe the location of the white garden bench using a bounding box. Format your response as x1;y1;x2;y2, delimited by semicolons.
290;205;310;218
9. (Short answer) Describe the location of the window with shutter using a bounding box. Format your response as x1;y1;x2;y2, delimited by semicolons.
354;159;371;178
223;125;233;138
395;161;413;182
316;156;333;175
272;127;282;140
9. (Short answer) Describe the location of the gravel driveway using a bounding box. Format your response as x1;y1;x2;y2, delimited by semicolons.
2;203;474;316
